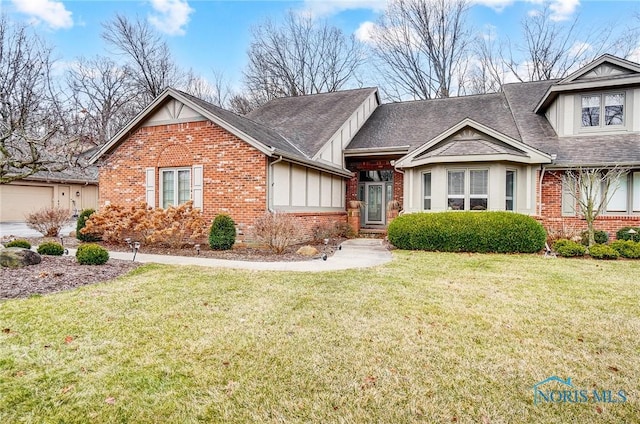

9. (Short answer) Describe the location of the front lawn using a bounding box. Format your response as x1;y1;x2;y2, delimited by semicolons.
1;252;638;423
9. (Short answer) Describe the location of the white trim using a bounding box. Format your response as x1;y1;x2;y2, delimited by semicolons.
145;167;155;208
159;167;191;209
192;165;203;210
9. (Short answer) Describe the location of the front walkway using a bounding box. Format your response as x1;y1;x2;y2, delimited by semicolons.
69;239;392;272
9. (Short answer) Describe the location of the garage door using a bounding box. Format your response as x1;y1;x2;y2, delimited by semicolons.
0;185;53;222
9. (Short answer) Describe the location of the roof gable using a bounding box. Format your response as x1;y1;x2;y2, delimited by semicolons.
559;54;640;84
395;119;551;168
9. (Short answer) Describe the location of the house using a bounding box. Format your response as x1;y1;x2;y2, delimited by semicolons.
89;54;640;240
0;168;98;222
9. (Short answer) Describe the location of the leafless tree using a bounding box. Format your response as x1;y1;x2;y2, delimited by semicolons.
561;166;629;247
369;0;473;101
0;16;81;184
504;5;612;82
184;68;231;108
244;11;364;102
66;55;138;147
102;14;183;103
467;28;507;94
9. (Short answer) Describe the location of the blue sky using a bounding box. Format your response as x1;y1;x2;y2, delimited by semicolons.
2;0;639;90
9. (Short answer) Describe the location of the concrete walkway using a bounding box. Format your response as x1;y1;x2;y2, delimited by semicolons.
68;238;392;272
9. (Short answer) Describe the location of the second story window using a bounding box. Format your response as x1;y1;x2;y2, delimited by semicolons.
581;93;624;128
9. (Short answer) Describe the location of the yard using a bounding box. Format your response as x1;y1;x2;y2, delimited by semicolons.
1;252;638;423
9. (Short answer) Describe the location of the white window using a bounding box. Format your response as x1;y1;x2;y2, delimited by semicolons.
581;93;624;128
160;168;191;208
506;170;515;211
447;169;488;211
604;172;640;214
423;172;432;210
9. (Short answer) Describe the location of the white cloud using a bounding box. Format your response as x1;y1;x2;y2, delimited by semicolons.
303;0;387;18
355;21;377;43
11;0;73;30
472;0;514;12
148;0;193;36
548;0;580;21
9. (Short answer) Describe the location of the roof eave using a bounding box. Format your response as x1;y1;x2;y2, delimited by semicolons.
272;150;353;178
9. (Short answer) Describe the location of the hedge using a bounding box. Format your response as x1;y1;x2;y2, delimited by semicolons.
76;243;109;265
76;209;101;242
209;214;236;250
588;244;619;260
6;239;31;249
580;230;608;246
610;240;640;259
387;211;546;253
552;239;586;257
37;242;64;256
615;227;640;242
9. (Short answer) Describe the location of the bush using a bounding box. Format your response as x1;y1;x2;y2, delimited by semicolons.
76;209;101;242
37;242;64;256
387;212;546;253
6;239;31;249
553;239;586;257
25;206;71;237
82;201;207;248
580;230;608;246
588;244;619;260
253;212;302;254
76;243;109;265
615;227;640;242
312;221;356;242
209;214;236;250
610;240;640;259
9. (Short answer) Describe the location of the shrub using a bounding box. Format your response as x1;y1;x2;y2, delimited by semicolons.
553;239;586;257
37;242;64;256
312;221;356;242
332;221;356;239
615;227;640;242
82;201;207;248
25;206;71;237
580;229;608;246
610;240;640;259
209;214;236;250
588;244;619;260
387;212;546;253
76;209;101;242
76;243;109;265
253;212;302;254
6;239;31;249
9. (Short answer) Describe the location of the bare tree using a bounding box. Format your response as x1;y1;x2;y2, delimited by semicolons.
467;29;506;94
102;14;183;103
561;166;629;247
369;0;472;101
66;55;138;147
244;11;364;102
504;5;612;82
184;68;231;108
0;17;81;184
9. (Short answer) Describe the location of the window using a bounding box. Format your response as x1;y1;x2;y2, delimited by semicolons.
161;168;191;208
581;93;624;128
447;169;488;211
359;170;393;182
506;170;515;211
605;172;640;214
423;172;431;210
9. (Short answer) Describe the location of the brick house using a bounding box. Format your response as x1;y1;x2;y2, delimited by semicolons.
90;54;640;240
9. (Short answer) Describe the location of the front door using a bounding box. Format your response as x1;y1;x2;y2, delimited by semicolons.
57;185;71;209
365;183;385;225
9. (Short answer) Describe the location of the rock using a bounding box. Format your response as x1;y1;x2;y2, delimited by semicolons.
296;245;319;256
0;247;42;268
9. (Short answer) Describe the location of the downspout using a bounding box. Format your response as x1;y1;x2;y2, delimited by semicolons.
268;156;284;213
538;154;555;216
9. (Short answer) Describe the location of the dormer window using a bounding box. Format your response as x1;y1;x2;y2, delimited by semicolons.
581;93;624;128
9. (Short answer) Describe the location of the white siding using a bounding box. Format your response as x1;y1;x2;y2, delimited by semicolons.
291;165;307;207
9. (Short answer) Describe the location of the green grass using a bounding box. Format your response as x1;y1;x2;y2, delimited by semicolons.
1;252;639;423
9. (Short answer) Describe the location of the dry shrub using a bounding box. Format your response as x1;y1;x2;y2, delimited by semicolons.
82;201;207;248
25;207;71;237
253;212;302;254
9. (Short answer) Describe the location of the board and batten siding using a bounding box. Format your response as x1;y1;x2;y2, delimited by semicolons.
317;91;379;167
270;161;345;211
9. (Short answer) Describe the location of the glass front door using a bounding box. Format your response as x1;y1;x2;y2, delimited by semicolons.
365;183;384;225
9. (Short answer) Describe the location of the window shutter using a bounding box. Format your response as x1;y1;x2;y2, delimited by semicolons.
192;165;203;209
145;167;155;208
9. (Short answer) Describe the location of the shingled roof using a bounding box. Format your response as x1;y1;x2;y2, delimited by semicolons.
247;88;378;158
346;92;521;153
502;81;640;166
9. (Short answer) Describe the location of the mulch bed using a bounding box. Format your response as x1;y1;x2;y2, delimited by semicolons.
1;236;345;299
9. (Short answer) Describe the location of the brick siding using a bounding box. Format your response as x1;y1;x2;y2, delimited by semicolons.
538;170;640;240
345;157;404;215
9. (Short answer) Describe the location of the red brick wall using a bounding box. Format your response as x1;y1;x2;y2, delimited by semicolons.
538;170;640;240
98;120;268;238
289;211;348;241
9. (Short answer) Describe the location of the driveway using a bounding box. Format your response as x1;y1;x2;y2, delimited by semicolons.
0;222;77;238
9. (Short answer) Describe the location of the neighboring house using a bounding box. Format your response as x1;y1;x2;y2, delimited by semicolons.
0;168;98;222
90;54;640;240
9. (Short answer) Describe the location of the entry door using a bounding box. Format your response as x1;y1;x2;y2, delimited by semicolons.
365;183;385;225
58;186;71;209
